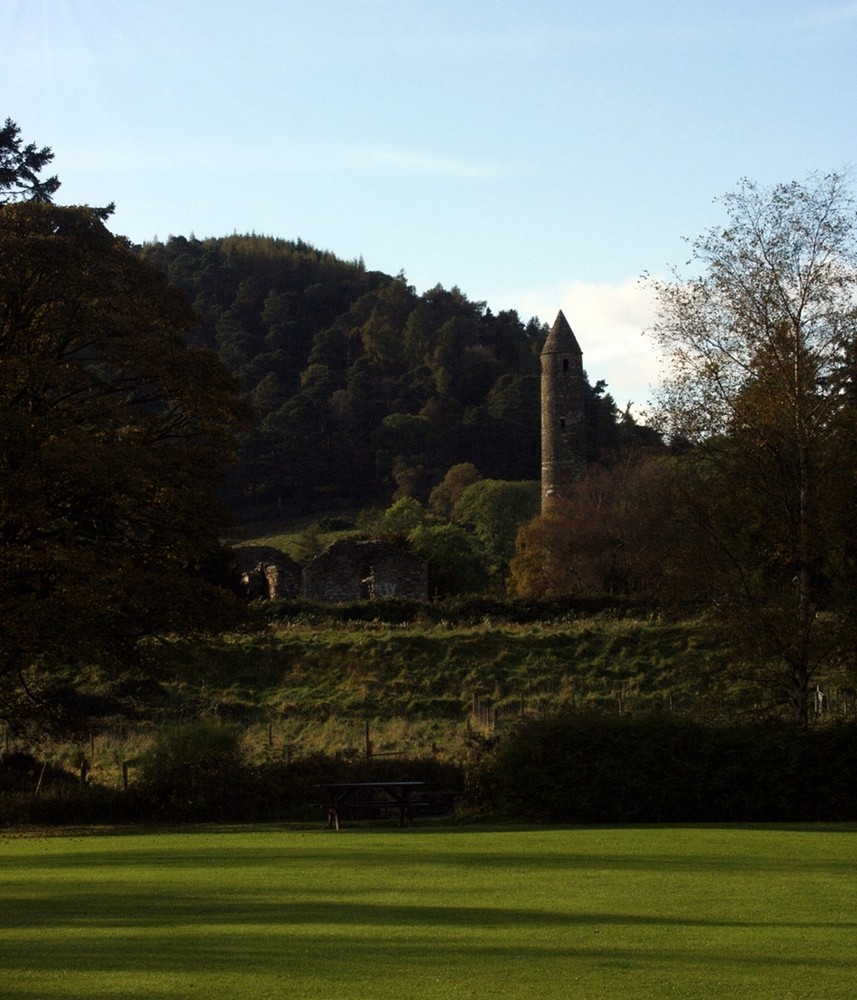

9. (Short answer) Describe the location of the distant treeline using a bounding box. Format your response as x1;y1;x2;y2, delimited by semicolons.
140;235;655;518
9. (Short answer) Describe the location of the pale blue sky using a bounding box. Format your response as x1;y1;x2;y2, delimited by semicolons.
3;0;855;407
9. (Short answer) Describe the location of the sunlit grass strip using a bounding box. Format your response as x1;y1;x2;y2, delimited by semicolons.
1;825;855;999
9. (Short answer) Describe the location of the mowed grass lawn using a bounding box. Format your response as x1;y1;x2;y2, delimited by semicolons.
1;824;855;999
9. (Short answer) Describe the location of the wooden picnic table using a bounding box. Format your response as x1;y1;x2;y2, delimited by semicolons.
318;781;426;830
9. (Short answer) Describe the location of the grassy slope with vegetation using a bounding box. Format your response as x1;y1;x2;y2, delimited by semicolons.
157;608;728;760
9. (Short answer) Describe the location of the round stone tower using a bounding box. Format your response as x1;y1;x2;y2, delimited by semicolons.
541;310;585;509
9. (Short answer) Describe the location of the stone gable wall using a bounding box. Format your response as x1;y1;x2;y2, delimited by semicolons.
233;545;301;600
301;539;428;602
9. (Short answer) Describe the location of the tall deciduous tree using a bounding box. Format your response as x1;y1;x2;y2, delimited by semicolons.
508;455;703;601
453;479;540;584
0;203;246;733
648;172;857;730
428;462;483;519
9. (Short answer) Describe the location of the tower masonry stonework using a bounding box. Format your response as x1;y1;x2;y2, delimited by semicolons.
541;310;585;509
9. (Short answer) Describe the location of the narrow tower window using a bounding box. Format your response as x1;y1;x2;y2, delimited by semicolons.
562;358;569;372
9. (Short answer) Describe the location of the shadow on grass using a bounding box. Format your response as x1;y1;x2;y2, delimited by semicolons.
3;890;857;933
6;820;856;839
1;906;854;985
8;840;856;880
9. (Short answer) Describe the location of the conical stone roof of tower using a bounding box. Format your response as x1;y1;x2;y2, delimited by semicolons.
542;310;582;355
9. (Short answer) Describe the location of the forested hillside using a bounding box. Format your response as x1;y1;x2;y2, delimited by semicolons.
140;236;641;519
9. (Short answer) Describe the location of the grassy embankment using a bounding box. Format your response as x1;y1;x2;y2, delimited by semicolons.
2;824;855;1000
170;610;726;759
37;603;731;786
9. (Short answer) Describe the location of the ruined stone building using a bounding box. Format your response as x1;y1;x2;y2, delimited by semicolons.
300;539;428;602
540;310;585;509
233;546;301;600
233;539;428;603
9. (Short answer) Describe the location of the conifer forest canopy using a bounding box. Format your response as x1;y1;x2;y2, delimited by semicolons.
138;234;643;516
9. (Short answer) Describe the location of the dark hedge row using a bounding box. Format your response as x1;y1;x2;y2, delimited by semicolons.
263;594;652;627
484;713;857;823
0;728;462;826
4;715;855;827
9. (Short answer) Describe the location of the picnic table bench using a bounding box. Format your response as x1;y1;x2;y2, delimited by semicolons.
318;781;427;830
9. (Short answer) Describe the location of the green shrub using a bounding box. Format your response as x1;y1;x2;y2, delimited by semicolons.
487;713;857;823
137;722;247;821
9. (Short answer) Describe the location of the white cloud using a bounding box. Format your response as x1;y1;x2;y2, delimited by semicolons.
792;3;857;28
346;147;531;180
516;278;665;414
